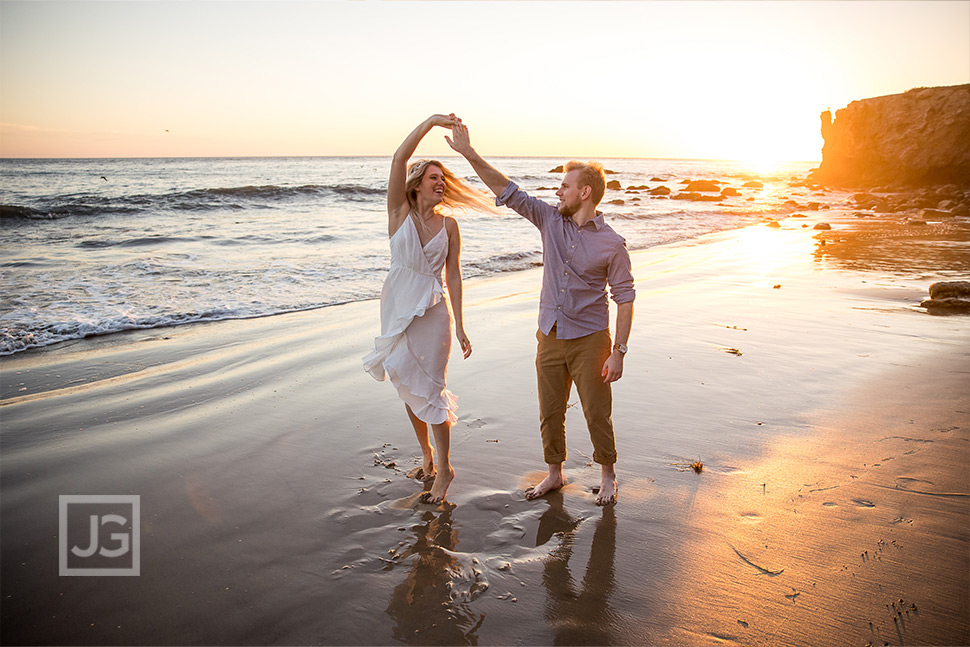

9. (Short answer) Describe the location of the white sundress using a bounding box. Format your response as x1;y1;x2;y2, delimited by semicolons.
362;215;458;425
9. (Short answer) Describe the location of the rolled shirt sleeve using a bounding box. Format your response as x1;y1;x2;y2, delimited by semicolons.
607;242;636;305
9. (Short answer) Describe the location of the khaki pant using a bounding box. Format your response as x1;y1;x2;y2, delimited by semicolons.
535;327;617;465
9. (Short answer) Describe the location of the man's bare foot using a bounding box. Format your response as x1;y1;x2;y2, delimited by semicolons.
525;466;565;500
422;466;454;504
596;465;618;506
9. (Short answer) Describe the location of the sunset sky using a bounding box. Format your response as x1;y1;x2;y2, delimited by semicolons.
1;1;968;162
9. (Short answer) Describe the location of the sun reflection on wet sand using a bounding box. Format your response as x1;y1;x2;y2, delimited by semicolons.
727;224;819;287
661;355;969;646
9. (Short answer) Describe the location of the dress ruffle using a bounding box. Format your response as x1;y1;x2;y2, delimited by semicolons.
362;218;458;425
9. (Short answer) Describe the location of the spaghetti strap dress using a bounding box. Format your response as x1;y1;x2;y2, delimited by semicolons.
362;214;458;425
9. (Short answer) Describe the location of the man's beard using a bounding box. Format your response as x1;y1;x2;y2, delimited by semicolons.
557;201;577;218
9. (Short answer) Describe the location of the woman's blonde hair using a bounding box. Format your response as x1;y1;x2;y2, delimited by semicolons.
405;159;496;216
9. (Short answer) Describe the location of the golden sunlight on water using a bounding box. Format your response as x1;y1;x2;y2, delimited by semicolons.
743;156;798;177
722;224;817;288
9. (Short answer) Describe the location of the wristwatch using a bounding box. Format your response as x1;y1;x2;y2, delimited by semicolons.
613;343;628;354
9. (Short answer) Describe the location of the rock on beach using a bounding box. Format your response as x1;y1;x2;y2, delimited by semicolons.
920;281;970;313
685;180;722;192
929;281;970;299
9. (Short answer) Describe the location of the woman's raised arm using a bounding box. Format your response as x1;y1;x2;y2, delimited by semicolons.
387;114;458;235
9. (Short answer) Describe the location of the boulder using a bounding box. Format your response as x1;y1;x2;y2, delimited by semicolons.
548;165;564;173
921;298;970;313
743;180;764;189
919;208;951;219
951;204;970;217
606;180;622;190
808;85;970;187
608;199;625;205
928;281;970;300
921;282;970;313
671;192;721;202
813;222;832;230
767;221;782;228
720;187;741;197
648;186;671;196
686;180;721;192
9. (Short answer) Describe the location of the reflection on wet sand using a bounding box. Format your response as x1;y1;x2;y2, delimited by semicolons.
537;493;618;645
384;506;485;645
813;217;970;277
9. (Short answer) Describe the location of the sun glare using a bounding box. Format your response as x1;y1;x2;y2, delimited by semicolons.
741;154;791;178
731;223;815;287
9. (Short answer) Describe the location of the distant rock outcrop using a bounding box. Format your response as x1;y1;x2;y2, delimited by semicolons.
808;85;970;187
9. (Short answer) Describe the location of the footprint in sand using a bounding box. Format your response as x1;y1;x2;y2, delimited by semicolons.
895;477;935;490
852;498;876;508
822;501;838;508
739;511;762;523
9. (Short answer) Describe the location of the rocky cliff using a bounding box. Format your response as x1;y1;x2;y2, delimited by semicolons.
808;85;970;188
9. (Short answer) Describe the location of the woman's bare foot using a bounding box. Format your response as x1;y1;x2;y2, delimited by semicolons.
596;464;618;506
415;450;436;481
423;466;455;504
408;465;436;482
525;464;565;500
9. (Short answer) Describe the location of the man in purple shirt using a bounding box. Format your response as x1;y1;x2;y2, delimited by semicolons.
447;121;635;505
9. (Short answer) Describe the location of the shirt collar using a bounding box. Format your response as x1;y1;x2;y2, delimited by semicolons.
562;211;606;230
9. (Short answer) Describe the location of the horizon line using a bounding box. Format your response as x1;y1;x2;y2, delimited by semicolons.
0;154;823;164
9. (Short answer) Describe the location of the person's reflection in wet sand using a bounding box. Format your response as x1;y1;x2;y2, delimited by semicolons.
538;493;618;645
384;506;484;645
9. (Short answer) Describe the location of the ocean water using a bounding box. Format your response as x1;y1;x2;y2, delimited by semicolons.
0;156;818;355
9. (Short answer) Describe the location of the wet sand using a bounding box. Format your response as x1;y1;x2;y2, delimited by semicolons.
2;204;968;645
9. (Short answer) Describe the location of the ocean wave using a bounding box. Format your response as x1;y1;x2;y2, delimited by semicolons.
0;183;385;221
1;203;135;220
76;235;199;249
0;301;348;356
465;250;543;275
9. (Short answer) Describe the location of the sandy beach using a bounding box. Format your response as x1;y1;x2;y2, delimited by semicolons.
2;204;968;646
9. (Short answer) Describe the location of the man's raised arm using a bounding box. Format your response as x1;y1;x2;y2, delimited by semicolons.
446;122;510;197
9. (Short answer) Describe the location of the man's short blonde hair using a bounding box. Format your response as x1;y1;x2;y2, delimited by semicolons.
565;160;606;206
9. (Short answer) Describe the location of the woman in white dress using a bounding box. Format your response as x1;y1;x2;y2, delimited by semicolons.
363;114;493;503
